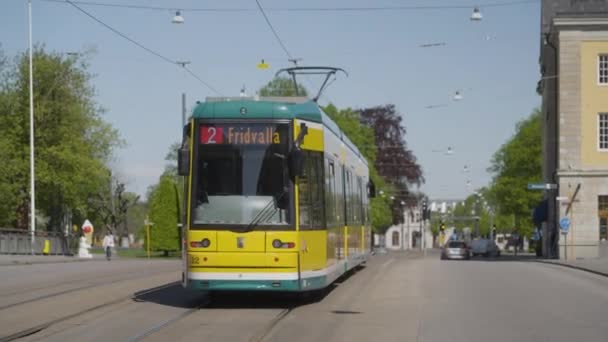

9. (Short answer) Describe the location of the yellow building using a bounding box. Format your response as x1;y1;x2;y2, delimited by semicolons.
540;0;608;259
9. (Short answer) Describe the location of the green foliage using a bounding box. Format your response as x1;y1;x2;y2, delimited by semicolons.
323;104;392;232
487;109;542;236
259;77;308;97
147;175;180;253
125;193;147;237
0;47;122;229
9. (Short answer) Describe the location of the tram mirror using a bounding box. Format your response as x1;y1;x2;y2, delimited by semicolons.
178;148;190;176
183;122;191;138
368;180;376;198
288;149;306;178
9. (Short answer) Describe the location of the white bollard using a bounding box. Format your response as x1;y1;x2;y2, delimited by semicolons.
77;236;93;258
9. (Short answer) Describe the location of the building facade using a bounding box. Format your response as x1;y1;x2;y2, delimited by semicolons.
374;204;431;250
540;0;608;259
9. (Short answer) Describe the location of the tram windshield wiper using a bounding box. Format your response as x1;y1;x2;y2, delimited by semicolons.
239;152;288;233
240;189;286;233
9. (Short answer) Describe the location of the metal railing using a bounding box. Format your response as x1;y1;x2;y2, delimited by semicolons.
0;228;72;255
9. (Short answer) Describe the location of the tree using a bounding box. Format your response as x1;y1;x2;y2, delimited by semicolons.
487;109;542;236
358;105;424;223
127;199;148;241
259;77;308;97
147;174;180;255
0;47;122;230
323;104;392;232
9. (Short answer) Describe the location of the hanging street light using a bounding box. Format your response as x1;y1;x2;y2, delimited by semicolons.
470;7;483;21
453;91;463;101
172;10;185;24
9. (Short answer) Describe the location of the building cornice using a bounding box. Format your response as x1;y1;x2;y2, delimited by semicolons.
553;16;608;28
557;169;608;177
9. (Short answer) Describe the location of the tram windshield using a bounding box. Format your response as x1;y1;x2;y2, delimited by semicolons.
192;123;292;227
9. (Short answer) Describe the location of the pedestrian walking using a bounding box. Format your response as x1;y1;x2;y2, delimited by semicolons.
102;231;115;261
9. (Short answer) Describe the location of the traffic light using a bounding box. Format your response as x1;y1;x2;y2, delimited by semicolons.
440;221;446;232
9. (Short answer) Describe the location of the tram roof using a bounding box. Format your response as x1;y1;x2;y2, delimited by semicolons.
193;97;322;122
192;97;367;164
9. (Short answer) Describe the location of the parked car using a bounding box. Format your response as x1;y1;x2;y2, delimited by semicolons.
469;239;501;257
440;241;470;260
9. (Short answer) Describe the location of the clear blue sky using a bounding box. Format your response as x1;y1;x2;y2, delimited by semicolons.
1;0;541;200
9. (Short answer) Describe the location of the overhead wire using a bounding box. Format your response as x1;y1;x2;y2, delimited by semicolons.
40;0;540;12
63;0;223;95
254;0;293;61
252;0;335;104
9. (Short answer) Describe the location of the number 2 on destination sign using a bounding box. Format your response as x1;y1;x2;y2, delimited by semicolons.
201;126;223;144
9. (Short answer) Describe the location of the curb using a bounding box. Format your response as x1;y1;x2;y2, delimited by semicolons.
0;257;110;267
536;260;608;278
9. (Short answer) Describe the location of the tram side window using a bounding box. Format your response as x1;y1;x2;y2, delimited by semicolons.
335;165;344;225
298;152;325;229
309;152;325;228
325;158;336;227
357;176;364;226
298;154;311;228
350;171;359;225
345;170;355;225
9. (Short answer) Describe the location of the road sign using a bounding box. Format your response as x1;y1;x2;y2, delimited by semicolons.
559;217;570;234
528;183;558;190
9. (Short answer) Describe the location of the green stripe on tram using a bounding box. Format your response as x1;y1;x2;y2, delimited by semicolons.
189;275;328;292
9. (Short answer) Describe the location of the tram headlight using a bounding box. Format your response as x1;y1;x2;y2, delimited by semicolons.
190;238;211;248
272;239;295;249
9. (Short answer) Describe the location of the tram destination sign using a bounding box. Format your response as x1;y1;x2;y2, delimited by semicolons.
200;124;283;145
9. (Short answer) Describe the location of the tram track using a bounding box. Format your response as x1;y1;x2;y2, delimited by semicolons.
248;308;293;342
123;289;305;342
127;298;210;342
0;281;180;342
0;269;177;311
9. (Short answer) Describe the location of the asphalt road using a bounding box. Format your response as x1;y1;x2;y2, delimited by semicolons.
1;253;607;342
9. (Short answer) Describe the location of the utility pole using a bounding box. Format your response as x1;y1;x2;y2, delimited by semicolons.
28;0;36;255
180;93;187;260
400;201;405;250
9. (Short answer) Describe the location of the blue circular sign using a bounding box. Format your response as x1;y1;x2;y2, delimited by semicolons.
560;217;570;233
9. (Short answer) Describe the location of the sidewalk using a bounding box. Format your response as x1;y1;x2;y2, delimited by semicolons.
538;258;608;277
0;253;106;266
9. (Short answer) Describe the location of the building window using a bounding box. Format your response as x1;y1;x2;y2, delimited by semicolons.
599;196;608;241
599;113;608;151
600;55;608;85
392;231;399;247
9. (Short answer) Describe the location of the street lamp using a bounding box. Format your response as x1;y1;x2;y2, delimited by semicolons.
172;10;185;24
432;146;454;155
470;7;483;21
144;216;154;259
28;0;36;254
400;200;405;250
453;91;463;101
421;200;428;252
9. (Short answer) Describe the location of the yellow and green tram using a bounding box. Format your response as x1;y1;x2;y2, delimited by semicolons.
178;95;373;292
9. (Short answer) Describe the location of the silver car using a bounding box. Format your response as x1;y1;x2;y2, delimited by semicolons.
441;241;470;260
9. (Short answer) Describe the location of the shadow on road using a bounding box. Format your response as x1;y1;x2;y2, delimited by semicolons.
131;265;366;310
132;283;207;309
464;254;540;262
